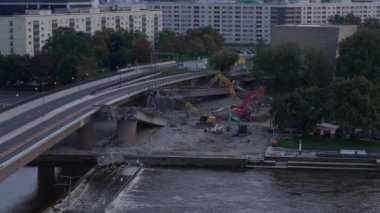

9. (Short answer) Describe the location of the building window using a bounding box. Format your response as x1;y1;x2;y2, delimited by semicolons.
69;19;75;29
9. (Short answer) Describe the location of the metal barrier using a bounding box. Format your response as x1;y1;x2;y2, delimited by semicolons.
92;71;214;96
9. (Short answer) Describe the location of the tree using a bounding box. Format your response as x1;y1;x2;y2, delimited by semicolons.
42;27;95;61
129;38;152;64
327;76;380;136
268;42;303;93
75;57;98;80
209;49;238;74
3;55;32;89
344;13;362;25
328;15;345;25
252;42;333;93
187;37;206;55
42;27;97;86
56;55;80;85
156;27;223;56
362;18;380;29
92;32;108;65
30;54;55;88
328;13;361;25
336;28;380;83
302;48;333;88
273;87;330;136
252;40;274;78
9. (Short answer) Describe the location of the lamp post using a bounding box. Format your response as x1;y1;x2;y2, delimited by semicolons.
117;66;121;86
298;139;302;155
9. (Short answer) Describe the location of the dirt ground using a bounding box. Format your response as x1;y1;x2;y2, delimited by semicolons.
112;96;274;156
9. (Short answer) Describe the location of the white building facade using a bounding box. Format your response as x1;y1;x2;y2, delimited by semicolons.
0;8;162;56
145;1;380;44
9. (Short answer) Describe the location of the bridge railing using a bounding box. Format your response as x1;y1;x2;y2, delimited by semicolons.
92;70;214;97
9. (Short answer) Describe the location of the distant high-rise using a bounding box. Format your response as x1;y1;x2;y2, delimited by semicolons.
0;8;162;56
0;0;99;15
144;0;380;45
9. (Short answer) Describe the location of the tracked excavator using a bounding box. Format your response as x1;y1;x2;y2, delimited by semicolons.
231;86;265;119
208;72;240;107
185;101;216;127
226;112;252;137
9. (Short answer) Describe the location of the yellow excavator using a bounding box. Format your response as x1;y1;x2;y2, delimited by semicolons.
185;101;216;126
208;72;240;106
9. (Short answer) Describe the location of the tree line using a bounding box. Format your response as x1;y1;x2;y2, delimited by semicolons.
328;13;380;29
253;28;380;138
156;26;224;57
0;27;153;90
0;26;226;91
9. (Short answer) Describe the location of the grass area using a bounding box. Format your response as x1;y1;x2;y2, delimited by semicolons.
279;137;380;153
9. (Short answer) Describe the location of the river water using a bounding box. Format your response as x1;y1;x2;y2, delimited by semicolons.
2;159;380;212
108;168;380;213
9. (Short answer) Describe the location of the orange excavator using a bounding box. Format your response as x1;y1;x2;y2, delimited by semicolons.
231;86;265;118
185;101;216;126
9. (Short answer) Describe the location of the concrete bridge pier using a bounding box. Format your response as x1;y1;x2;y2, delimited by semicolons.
78;119;94;150
117;119;137;147
37;166;56;196
190;79;197;87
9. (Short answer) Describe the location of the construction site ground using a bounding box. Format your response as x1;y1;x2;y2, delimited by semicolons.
107;96;273;158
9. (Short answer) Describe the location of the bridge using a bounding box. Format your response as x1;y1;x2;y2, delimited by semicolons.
0;64;213;182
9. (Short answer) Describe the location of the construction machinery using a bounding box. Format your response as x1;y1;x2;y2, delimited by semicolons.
231;86;265;119
185;101;216;127
226;112;252;137
208;72;240;106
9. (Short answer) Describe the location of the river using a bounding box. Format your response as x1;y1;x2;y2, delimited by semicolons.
2;159;380;212
108;168;380;213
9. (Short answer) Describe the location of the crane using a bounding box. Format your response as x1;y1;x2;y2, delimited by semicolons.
231;86;265;118
184;101;216;126
208;72;240;106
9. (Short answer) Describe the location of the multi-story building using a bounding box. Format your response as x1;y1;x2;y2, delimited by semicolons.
147;2;272;44
0;8;162;56
0;0;99;15
144;0;380;44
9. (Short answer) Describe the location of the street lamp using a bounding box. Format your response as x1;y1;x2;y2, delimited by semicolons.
117;66;121;86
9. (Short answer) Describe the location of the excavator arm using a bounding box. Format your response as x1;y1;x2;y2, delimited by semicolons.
185;101;205;117
231;86;265;117
208;72;239;106
240;86;265;112
227;112;241;132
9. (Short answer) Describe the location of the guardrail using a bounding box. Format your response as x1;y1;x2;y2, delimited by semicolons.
118;61;176;72
93;70;214;97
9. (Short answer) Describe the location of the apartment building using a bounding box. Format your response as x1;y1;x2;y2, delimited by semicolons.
0;8;162;56
0;0;99;15
147;2;272;44
145;1;380;44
